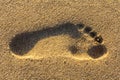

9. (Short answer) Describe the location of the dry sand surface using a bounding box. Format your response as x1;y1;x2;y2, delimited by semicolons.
0;0;120;80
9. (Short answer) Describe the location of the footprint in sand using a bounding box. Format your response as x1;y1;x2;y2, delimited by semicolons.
9;22;108;60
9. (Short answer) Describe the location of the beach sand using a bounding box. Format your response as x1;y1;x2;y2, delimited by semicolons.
0;0;120;80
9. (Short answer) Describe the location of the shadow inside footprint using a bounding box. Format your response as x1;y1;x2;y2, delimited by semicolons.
69;45;78;54
87;45;107;59
9;22;82;55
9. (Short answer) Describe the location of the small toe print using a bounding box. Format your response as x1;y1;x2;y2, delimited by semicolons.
94;36;103;43
89;31;97;38
84;26;92;33
76;23;85;29
87;45;107;59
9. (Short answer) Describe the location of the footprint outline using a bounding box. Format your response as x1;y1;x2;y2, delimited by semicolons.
9;22;107;59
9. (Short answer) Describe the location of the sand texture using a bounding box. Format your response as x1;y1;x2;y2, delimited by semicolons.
0;0;120;80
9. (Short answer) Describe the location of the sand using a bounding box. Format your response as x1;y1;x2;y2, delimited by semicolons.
0;0;120;80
